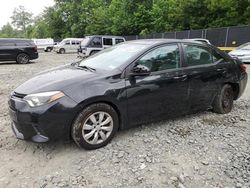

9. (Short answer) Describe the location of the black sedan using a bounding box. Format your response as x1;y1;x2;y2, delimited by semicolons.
9;39;248;149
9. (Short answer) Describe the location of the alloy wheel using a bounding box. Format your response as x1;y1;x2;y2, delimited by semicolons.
82;111;113;144
17;54;29;64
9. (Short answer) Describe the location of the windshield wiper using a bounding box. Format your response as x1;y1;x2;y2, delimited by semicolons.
78;65;96;72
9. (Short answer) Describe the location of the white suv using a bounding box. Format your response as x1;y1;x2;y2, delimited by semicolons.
78;35;125;57
54;38;83;54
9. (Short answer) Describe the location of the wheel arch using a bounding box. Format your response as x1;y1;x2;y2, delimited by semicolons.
68;97;124;140
16;52;30;63
59;48;66;53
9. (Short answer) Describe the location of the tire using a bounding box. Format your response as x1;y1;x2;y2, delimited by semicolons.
71;103;119;150
90;50;98;56
213;84;234;114
16;53;30;64
59;48;66;54
47;48;52;52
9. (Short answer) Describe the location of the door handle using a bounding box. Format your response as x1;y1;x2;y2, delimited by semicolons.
216;68;227;71
173;75;187;80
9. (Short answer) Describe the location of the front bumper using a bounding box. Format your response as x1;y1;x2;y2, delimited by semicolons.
8;93;79;143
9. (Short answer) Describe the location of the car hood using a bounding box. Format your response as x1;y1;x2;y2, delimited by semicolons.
15;65;98;95
229;50;250;56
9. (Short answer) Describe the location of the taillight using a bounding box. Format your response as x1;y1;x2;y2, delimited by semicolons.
34;46;38;52
240;63;247;72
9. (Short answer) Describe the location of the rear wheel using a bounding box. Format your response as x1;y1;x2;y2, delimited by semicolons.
59;48;65;54
213;84;234;114
16;53;30;64
71;103;119;150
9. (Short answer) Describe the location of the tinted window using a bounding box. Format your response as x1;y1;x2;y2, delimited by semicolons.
0;42;15;46
184;45;213;66
103;38;113;46
212;50;225;63
65;40;70;45
72;41;76;45
136;44;180;72
115;39;124;44
90;37;102;47
76;41;80;45
16;42;30;46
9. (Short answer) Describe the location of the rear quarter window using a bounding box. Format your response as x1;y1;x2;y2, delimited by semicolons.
15;41;31;46
115;38;125;44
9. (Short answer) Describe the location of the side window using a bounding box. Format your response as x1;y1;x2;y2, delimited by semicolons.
212;50;225;63
65;40;70;45
184;45;213;66
136;44;180;72
90;37;102;47
16;42;29;46
76;41;80;45
0;42;15;46
71;41;76;45
115;38;124;44
103;38;113;46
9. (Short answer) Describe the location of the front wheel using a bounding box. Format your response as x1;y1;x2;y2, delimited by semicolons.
16;53;30;64
59;48;65;54
71;103;119;150
213;84;234;114
90;50;99;56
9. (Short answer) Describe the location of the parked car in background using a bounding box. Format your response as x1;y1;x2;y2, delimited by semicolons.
78;35;125;57
9;39;248;149
187;38;211;44
229;42;250;63
33;38;54;52
54;38;83;54
0;38;38;64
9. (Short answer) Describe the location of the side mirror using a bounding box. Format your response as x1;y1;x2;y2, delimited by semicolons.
130;65;150;76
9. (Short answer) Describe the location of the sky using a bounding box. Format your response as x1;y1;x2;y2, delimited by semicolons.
0;0;55;28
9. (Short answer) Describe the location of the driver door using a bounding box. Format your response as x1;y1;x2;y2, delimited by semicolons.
125;44;190;127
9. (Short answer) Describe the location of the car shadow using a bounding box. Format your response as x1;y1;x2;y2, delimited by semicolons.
0;61;36;65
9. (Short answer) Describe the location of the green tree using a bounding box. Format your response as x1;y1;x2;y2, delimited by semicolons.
0;23;19;38
11;5;33;34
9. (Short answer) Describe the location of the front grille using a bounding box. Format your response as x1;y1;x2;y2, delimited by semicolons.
12;92;26;99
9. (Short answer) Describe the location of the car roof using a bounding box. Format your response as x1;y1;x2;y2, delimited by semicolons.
188;38;209;41
86;35;125;38
62;38;84;40
125;39;203;46
0;38;32;42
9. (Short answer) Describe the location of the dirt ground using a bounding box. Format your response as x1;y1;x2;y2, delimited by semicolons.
0;52;249;188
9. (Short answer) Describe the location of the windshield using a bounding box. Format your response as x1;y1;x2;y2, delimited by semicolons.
237;43;250;50
79;43;148;70
81;37;91;46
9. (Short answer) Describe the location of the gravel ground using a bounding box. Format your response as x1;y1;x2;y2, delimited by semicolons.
0;52;249;188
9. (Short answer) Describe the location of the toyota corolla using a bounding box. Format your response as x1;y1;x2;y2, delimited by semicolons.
9;39;248;149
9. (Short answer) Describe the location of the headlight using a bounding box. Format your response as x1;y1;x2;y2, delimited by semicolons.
23;91;65;107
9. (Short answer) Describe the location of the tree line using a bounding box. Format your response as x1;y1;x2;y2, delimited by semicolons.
1;0;250;39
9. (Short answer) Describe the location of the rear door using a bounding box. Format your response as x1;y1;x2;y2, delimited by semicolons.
181;43;227;112
71;40;81;52
125;43;190;126
0;40;16;60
